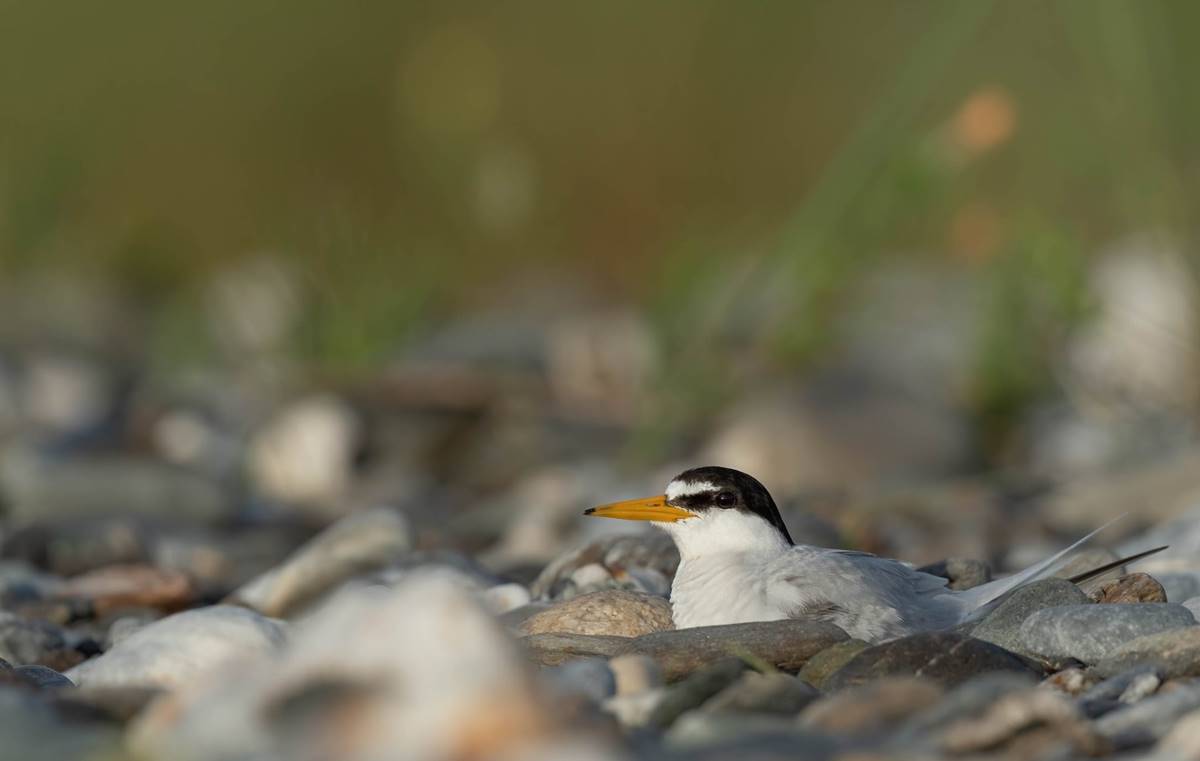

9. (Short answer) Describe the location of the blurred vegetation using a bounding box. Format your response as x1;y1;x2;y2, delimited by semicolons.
1;1;1198;450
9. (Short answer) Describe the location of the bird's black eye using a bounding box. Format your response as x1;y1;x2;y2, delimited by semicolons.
714;491;736;508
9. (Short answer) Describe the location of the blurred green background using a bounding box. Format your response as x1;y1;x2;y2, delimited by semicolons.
1;0;1196;466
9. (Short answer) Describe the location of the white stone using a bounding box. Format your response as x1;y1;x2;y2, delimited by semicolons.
67;606;287;690
248;394;361;510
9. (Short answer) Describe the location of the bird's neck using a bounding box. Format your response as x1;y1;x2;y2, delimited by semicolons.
663;510;792;563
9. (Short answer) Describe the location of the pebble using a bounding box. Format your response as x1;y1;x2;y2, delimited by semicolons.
247;394;362;513
1091;573;1168;604
607;653;662;695
524;619;847;682
701;670;819;715
934;682;1100;756
1093;681;1200;750
519;589;673;638
825;632;1038;690
57;564;195;616
530;532;679;602
543;658;616;703
482;582;531;614
13;664;75;689
969;578;1091;653
1076;665;1162;717
916;557;992;590
1018;603;1196;663
800;676;944;734
226;507;411;618
66;605;287;690
131;573;578;761
1094;626;1200;679
0;612;90;671
646;658;746;729
620;620;848;682
797;639;870;690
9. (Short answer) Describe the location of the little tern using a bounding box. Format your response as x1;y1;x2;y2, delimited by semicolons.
585;466;1163;643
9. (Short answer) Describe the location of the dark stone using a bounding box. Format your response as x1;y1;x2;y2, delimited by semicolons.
798;639;870;690
968;578;1090;653
522;633;630;666
12;665;73;689
524;619;847;682
622;620;848;682
703;671;820;715
647;657;746;728
1092;682;1200;750
543;658;615;703
825;632;1038;691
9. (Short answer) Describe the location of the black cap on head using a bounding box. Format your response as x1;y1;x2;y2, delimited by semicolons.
667;466;794;545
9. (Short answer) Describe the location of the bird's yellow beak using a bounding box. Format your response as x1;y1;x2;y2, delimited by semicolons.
583;495;697;522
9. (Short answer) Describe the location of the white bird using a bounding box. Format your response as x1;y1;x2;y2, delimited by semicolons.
585;466;1162;643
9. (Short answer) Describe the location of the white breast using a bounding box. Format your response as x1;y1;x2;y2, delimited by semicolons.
669;552;789;628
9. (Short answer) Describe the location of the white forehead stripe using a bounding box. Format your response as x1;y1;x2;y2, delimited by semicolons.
666;480;718;500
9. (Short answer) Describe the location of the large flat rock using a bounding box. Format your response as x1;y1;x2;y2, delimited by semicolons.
523;619;847;681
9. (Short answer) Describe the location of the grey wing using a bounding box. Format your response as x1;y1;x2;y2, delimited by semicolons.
765;547;964;642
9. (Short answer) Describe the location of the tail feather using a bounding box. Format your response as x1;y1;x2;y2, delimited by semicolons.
955;515;1128;614
1066;545;1169;586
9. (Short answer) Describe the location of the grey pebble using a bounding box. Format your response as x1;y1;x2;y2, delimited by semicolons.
1018;603;1196;663
969;578;1091;653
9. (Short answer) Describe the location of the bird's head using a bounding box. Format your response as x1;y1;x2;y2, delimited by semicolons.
584;466;794;557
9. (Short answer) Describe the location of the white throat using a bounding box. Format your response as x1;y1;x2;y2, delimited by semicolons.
657;508;790;562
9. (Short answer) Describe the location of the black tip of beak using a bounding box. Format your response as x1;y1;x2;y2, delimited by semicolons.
583;507;596;515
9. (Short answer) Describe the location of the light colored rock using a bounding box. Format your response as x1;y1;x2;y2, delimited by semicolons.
131;573;597;761
520;590;673;638
482;583;531;615
1067;241;1198;411
248;394;361;511
608;653;663;696
227;507;411;618
66;606;287;690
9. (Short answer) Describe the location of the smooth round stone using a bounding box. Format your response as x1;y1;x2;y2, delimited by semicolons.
519;590;673;638
1094;627;1200;679
825;633;1036;691
1019;603;1196;663
544;658;616;703
969;578;1091;653
66;605;287;690
482;583;531;615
